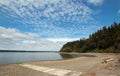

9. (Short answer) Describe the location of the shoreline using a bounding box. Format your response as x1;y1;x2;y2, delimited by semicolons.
0;53;119;76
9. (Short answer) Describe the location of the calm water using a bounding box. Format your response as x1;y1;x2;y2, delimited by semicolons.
0;52;74;65
0;52;95;65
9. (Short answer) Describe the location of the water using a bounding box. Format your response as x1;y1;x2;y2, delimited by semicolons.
0;52;95;65
0;52;73;65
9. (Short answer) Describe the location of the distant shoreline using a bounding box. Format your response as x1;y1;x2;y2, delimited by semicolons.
0;50;59;52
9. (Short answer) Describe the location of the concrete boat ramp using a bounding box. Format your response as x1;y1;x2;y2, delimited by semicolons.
19;64;82;76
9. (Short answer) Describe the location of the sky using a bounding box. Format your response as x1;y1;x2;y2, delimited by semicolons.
0;0;120;51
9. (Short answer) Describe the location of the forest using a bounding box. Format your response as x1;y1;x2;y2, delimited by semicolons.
60;22;120;53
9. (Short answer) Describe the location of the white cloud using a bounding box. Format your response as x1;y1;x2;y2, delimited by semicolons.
0;26;37;40
0;0;100;38
0;26;66;51
118;9;120;15
87;0;104;5
46;38;80;42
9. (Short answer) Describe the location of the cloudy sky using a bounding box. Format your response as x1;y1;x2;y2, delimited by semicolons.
0;0;120;51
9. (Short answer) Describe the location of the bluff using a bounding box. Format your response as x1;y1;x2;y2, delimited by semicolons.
60;22;120;53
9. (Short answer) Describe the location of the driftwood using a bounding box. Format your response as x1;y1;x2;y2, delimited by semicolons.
102;58;114;64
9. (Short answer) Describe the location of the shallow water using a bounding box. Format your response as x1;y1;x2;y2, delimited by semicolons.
0;52;95;65
0;52;72;65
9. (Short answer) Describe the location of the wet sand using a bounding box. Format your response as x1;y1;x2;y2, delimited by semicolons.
0;53;119;76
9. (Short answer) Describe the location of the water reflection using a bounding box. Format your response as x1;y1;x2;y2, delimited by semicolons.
60;53;96;59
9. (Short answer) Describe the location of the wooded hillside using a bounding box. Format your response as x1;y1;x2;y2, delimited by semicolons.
60;22;120;53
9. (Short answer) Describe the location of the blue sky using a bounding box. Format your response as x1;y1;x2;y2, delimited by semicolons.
0;0;120;51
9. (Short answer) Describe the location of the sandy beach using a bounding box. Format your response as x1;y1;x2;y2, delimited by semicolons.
0;53;120;76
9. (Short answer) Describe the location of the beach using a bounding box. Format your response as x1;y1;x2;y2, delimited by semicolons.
0;53;119;76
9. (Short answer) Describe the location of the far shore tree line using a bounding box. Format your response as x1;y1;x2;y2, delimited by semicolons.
60;22;120;53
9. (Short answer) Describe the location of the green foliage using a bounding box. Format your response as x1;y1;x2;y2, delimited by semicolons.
62;48;72;52
60;22;120;53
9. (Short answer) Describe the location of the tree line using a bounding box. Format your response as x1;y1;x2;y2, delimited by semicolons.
60;22;120;53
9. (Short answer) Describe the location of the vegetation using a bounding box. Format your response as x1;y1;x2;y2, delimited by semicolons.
60;22;120;53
